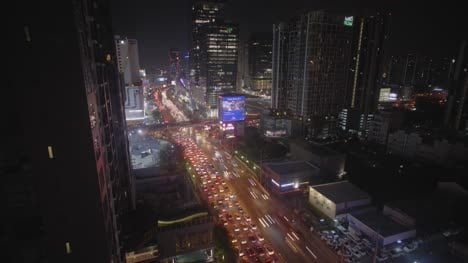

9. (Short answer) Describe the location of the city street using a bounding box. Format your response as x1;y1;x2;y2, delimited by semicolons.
182;127;340;263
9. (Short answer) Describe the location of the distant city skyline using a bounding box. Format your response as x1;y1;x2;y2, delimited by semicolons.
111;0;466;71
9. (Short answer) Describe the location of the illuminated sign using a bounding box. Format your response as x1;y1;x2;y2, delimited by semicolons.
344;16;354;27
222;123;235;131
265;130;287;138
221;96;245;122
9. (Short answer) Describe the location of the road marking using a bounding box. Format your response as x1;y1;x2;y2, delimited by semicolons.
249;191;258;199
259;217;269;228
306;246;318;259
265;214;274;224
292;232;300;240
258;218;267;228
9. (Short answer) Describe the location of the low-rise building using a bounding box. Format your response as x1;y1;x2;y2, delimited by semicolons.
387;130;422;158
263;161;320;195
348;209;416;247
387;130;468;166
308;181;371;219
309;146;346;178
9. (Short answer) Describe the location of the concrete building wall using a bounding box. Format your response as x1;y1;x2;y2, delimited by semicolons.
308;187;337;218
383;205;416;227
383;230;416;246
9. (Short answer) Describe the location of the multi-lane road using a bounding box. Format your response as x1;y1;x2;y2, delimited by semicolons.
151;87;340;262
183;127;340;263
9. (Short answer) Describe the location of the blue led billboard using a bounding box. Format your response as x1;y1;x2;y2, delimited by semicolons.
221;96;246;122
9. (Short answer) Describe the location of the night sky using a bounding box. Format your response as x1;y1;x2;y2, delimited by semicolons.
110;0;466;71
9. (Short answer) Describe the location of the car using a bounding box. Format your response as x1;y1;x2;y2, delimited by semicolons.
234;225;240;232
236;214;242;220
231;238;238;243
257;234;264;242
248;235;257;243
247;248;255;257
239;250;246;257
255;246;265;256
241;239;247;244
265;246;274;255
403;243;417;253
245;215;251;222
250;223;257;230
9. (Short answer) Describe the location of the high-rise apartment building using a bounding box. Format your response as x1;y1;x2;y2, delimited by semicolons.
190;0;224;97
115;36;141;85
272;11;354;137
248;32;273;96
11;1;134;262
201;22;239;107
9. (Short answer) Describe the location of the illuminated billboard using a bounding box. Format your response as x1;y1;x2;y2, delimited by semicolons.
221;96;246;122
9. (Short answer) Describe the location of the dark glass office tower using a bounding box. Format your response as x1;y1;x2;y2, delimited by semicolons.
10;0;134;262
248;32;273;96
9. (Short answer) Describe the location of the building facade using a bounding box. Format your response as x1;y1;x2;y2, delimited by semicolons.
272;11;355;138
14;1;134;262
169;48;181;82
190;0;225;102
248;32;273;96
115;36;141;85
201;22;239;107
344;13;389;137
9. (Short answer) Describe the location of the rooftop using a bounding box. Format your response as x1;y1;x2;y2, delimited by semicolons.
308;145;342;157
311;181;370;204
350;209;413;238
264;161;318;176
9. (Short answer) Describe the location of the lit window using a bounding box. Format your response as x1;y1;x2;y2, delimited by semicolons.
48;146;54;159
65;242;72;254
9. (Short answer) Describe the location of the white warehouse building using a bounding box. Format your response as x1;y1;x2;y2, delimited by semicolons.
308;181;371;219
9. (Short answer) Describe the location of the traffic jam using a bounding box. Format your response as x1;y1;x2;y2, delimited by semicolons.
173;132;278;263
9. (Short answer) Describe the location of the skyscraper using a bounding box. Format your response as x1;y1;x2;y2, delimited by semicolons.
272;23;288;110
11;1;134;262
201;22;239;107
169;48;181;81
444;40;468;131
402;53;418;87
190;0;224;98
115;36;141;85
272;11;354;138
248;32;273;96
344;13;389;136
